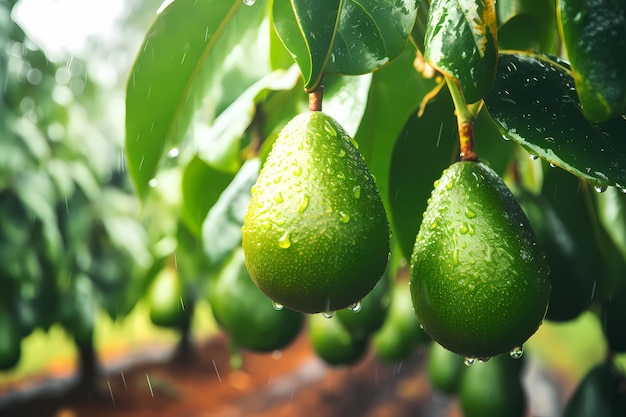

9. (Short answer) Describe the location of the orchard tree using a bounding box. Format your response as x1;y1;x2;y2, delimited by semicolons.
126;0;626;414
0;0;153;390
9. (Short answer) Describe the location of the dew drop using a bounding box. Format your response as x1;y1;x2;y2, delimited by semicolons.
339;212;351;223
621;188;626;194
338;149;346;157
322;311;335;319
273;175;282;184
243;0;256;5
348;301;362;312
594;185;608;193
278;232;291;249
465;207;476;219
502;135;510;141
478;357;491;363
459;224;469;234
148;178;158;188
549;163;557;168
464;357;475;367
353;185;361;199
529;154;539;160
298;194;309;214
274;192;284;203
510;346;524;359
167;148;180;158
292;167;302;176
272;301;284;311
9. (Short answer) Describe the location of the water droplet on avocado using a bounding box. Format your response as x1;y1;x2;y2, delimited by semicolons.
339;212;351;223
298;194;309;214
353;185;361;199
274;192;283;203
273;175;282;184
509;346;523;359
278;232;291;249
465;207;476;219
293;167;302;176
338;149;346;157
460;224;469;235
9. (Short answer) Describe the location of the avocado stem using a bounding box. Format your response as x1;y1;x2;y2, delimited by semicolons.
445;76;478;162
309;85;323;112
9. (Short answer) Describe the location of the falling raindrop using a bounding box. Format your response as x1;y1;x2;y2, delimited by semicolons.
510;346;524;359
272;301;284;311
322;311;336;319
348;301;362;312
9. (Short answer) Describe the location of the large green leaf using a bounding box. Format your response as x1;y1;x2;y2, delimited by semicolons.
595;187;626;262
125;0;270;199
272;0;341;92
355;42;438;212
273;0;419;92
424;0;498;103
324;0;420;75
558;0;626;122
321;73;372;137
484;52;626;190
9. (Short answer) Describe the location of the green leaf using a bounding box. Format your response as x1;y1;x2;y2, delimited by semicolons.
321;73;372;137
125;0;270;199
496;0;559;53
202;158;260;268
424;0;498;103
181;155;235;237
484;53;626;190
388;91;458;259
272;0;341;92
355;42;438;210
324;0;420;75
558;0;626;122
195;66;301;172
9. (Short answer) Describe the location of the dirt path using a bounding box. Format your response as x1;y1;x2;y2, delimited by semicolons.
0;332;458;417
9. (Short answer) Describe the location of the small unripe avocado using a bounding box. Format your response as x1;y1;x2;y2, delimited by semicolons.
410;160;550;359
242;111;390;314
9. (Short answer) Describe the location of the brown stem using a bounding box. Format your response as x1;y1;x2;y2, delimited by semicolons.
459;121;478;161
308;85;323;112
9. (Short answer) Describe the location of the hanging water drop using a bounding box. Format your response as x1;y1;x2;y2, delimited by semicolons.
242;0;256;5
529;154;539;160
322;311;336;319
464;357;475;367
272;301;284;311
478;357;491;363
509;346;523;359
594;185;608;193
549;163;557;168
348;301;362;312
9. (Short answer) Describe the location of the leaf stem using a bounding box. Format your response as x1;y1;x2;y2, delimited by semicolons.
445;76;478;162
309;85;323;112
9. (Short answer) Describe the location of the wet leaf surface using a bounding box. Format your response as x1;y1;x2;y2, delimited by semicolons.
484;52;626;190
